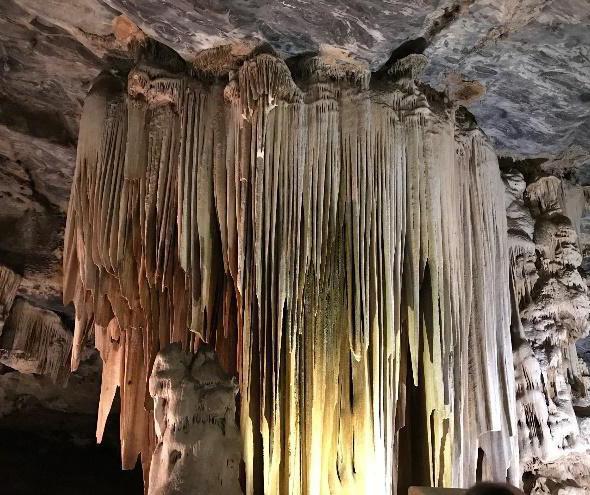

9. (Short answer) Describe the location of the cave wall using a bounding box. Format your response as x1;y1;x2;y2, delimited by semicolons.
0;264;72;384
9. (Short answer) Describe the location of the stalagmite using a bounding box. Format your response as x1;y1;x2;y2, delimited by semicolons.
64;47;519;493
148;344;241;495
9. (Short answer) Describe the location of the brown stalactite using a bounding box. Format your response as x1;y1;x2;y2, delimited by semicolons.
0;265;21;334
0;296;72;384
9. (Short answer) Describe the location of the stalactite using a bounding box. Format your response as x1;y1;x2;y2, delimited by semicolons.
65;51;518;493
0;264;21;334
0;297;72;384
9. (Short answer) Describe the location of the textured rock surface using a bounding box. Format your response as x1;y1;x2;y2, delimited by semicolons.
0;128;73;311
104;0;433;67
149;345;241;495
505;171;590;494
0;0;133;311
423;0;590;161
0;264;20;332
0;296;72;383
0;263;73;383
103;0;590;160
0;351;99;420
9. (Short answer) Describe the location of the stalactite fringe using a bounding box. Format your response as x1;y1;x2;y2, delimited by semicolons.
64;53;518;494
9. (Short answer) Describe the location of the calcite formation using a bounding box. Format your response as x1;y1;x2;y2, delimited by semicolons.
504;172;590;493
0;264;72;384
0;265;21;333
64;47;518;494
149;344;241;495
0;297;72;384
1;2;589;493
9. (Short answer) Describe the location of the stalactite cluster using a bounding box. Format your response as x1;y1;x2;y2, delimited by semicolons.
0;264;71;384
64;50;518;493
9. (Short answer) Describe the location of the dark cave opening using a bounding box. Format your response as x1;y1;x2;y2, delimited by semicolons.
0;396;143;495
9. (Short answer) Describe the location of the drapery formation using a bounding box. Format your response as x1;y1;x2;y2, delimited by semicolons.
63;51;518;494
0;297;72;384
0;264;71;384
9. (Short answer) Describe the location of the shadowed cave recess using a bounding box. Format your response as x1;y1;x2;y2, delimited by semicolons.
1;2;590;495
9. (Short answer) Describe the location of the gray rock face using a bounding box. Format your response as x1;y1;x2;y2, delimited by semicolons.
0;0;106;310
3;0;589;166
104;0;437;67
423;0;590;161
0;133;72;311
100;0;590;162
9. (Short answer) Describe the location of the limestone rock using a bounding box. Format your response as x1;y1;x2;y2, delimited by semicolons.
148;344;241;495
0;265;21;333
0;297;72;384
505;171;590;493
0;1;588;492
1;0;589;315
423;0;590;159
